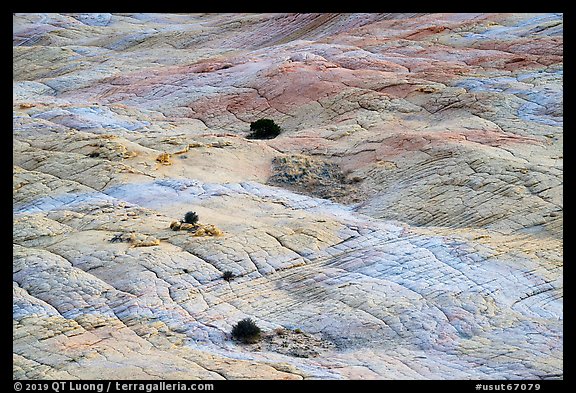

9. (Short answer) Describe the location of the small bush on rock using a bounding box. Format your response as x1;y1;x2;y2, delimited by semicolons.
183;211;199;225
246;118;282;140
156;152;172;165
222;271;234;282
231;318;262;344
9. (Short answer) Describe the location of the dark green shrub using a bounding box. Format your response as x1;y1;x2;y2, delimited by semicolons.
246;118;282;139
231;318;262;344
109;233;125;243
222;271;234;282
183;211;199;225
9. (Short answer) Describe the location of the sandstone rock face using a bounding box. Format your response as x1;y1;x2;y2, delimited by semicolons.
13;13;562;379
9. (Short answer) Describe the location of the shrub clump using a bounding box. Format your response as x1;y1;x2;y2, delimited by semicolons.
246;118;282;140
156;152;172;165
192;224;223;237
183;211;199;225
222;271;234;282
231;318;262;344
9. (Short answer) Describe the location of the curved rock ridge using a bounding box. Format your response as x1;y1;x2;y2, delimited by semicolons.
13;13;562;379
13;177;562;379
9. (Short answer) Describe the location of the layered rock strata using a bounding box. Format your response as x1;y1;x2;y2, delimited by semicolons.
13;13;562;379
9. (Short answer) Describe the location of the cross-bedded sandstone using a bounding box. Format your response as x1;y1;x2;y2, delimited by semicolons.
13;13;562;380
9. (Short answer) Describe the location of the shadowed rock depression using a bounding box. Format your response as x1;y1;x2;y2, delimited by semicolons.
13;13;562;379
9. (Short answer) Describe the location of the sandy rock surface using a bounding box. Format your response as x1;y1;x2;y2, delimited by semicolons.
13;13;562;379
